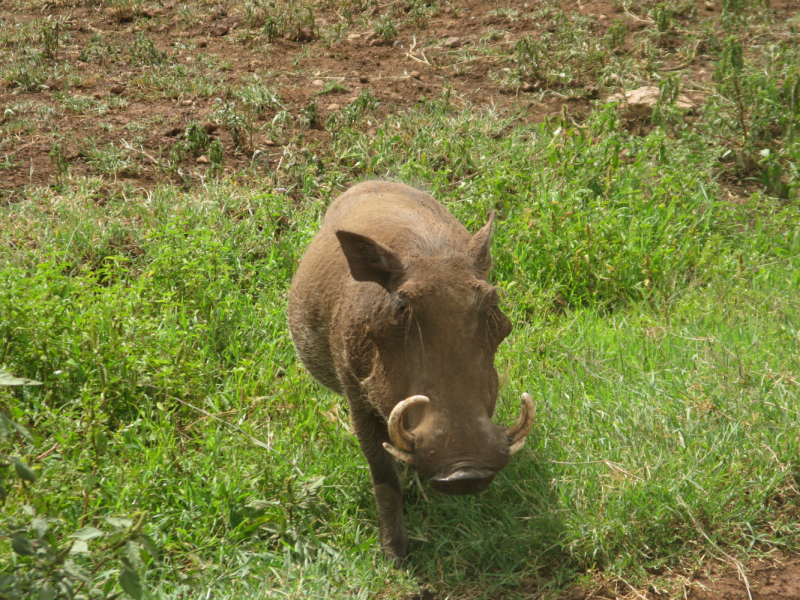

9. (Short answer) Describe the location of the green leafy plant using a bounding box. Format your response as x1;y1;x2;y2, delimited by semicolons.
0;370;41;504
209;139;224;175
606;19;627;50
299;99;319;129
129;32;166;66
653;4;672;34
38;16;61;61
375;15;398;45
185;123;211;156
49;142;69;190
2;509;156;600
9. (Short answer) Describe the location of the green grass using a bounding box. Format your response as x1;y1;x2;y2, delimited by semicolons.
2;0;800;598
2;97;798;597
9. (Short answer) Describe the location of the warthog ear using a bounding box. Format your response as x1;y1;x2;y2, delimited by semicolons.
336;230;404;290
468;211;495;275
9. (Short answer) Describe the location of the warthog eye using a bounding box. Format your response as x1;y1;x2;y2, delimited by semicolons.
393;297;410;318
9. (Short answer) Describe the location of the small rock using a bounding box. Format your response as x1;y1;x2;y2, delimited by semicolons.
369;38;383;47
347;33;361;40
409;70;421;79
109;84;125;95
196;155;210;164
93;92;103;99
599;14;608;20
444;36;462;48
359;75;369;84
704;1;714;9
327;103;340;111
196;39;208;48
202;122;218;134
180;99;193;107
607;86;694;117
312;79;324;86
213;25;228;36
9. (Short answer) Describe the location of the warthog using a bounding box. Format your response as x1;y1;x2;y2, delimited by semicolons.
288;181;535;562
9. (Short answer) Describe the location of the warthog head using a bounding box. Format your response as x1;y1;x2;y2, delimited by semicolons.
336;213;535;495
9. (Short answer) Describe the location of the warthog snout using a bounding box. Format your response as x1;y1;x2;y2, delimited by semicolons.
429;468;497;495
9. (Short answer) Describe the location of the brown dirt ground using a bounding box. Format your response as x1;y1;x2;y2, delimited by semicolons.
554;557;800;600
6;0;796;200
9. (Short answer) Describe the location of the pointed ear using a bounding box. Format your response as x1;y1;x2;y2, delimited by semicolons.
468;211;495;275
336;230;404;290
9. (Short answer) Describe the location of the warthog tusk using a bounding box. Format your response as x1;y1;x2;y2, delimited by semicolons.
387;395;429;454
383;441;415;464
507;392;536;455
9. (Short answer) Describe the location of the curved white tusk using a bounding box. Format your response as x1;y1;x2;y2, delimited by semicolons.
387;395;430;453
383;442;415;464
507;392;536;455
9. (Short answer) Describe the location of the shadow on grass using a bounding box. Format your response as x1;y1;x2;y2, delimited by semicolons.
402;445;574;597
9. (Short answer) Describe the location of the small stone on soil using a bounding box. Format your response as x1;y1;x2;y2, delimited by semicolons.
202;122;218;134
197;39;208;48
409;71;421;79
213;25;228;36
312;79;324;86
109;84;125;95
196;155;210;164
180;100;193;107
607;86;694;117
359;75;369;84
327;104;340;111
444;36;462;48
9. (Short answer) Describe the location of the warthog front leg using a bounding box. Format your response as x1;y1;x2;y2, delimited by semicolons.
350;404;408;564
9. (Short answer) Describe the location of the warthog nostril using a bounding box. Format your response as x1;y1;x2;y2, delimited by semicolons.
429;469;496;495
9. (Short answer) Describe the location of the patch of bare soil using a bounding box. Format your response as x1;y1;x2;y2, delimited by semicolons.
688;558;800;600
556;557;800;600
1;0;794;199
